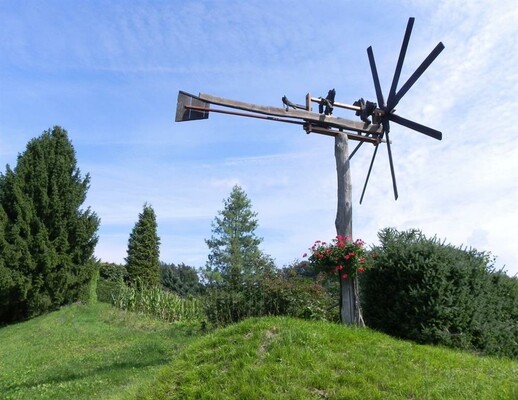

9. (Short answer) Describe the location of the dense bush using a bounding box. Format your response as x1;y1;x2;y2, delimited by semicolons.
204;268;336;326
361;228;518;358
96;262;127;303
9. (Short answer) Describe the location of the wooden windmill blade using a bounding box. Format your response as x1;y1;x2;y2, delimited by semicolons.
360;17;445;203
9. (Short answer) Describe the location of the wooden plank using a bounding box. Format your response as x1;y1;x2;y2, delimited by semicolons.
176;91;210;122
304;124;380;144
197;93;383;135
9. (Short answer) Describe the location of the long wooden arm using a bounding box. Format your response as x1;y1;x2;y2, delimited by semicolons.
197;93;383;135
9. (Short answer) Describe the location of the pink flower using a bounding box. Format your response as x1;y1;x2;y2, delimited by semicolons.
337;265;344;271
358;267;365;273
341;273;348;280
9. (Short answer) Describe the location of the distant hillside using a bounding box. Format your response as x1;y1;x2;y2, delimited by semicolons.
138;317;518;400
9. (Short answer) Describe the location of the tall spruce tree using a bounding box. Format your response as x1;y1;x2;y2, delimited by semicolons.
205;185;271;285
125;203;161;287
0;126;99;322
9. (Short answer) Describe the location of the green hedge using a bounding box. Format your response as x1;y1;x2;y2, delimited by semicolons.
204;270;336;326
96;262;127;303
361;228;518;358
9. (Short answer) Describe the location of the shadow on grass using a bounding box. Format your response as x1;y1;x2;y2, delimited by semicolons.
5;346;170;393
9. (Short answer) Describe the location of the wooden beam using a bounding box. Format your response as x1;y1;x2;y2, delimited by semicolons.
197;93;383;135
304;124;381;144
185;105;307;126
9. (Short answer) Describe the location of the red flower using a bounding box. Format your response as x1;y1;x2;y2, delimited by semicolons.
358;267;365;273
337;265;344;271
341;273;348;280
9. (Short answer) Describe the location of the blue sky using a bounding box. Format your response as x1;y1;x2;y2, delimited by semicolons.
1;1;517;276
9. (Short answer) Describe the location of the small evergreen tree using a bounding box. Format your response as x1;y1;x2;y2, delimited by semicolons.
125;203;160;287
161;262;202;297
0;126;99;322
205;185;271;286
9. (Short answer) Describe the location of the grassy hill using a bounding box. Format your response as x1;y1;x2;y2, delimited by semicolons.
0;303;199;400
138;317;518;400
1;304;517;399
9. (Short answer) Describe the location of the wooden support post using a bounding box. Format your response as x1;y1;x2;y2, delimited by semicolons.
335;131;364;326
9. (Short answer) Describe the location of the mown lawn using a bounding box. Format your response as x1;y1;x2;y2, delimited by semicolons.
0;303;199;400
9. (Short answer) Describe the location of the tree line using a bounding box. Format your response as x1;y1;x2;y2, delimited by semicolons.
1;127;516;359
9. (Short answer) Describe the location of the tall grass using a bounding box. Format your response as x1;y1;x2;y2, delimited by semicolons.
112;284;204;323
139;317;518;400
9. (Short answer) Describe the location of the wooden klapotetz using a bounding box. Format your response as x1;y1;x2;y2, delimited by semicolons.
175;17;444;325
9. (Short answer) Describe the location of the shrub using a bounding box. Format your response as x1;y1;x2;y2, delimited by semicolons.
203;269;336;326
361;228;518;358
96;262;127;303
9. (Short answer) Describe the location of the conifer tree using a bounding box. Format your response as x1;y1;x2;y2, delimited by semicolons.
125;203;161;287
205;185;271;285
0;126;99;322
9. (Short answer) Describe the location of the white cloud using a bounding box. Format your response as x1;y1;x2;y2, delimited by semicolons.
1;0;517;276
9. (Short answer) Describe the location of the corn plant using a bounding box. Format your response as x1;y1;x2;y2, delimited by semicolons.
112;283;204;323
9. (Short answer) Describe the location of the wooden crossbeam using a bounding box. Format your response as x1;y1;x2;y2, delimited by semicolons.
197;93;383;135
303;124;382;144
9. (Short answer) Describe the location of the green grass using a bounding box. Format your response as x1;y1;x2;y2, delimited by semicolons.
1;305;517;399
138;317;518;400
0;303;199;400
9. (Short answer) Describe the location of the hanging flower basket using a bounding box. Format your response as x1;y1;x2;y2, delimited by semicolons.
304;235;367;280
